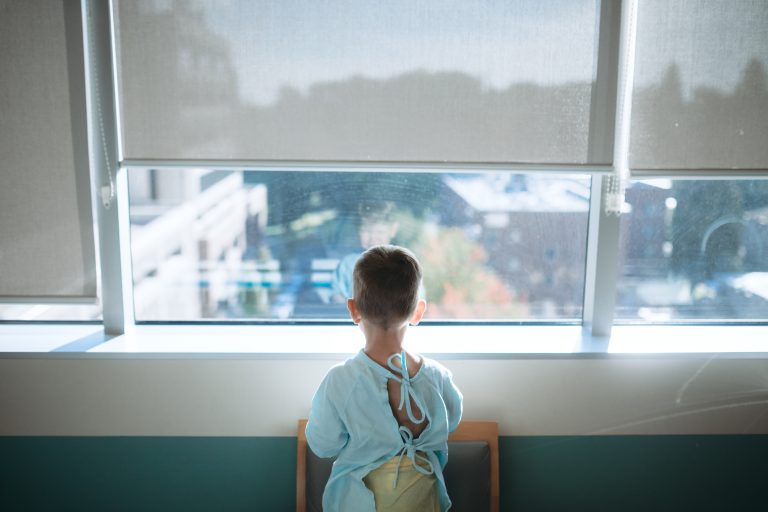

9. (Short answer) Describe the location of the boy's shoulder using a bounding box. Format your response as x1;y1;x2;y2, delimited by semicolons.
320;355;367;390
417;354;454;382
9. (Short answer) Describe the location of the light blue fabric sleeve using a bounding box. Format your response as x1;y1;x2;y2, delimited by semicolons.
442;368;463;433
330;253;359;298
306;371;349;458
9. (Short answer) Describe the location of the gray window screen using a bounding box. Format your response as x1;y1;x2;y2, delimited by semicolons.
0;0;96;300
630;0;768;170
114;0;601;164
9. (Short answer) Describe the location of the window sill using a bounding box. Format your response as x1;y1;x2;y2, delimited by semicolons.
1;323;767;358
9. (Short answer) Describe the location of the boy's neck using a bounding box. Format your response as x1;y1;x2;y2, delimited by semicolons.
362;321;409;364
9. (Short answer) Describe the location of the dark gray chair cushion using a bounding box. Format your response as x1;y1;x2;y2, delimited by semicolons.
306;448;332;512
443;442;491;512
306;441;490;512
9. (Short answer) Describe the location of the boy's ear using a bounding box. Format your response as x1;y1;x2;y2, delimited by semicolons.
409;299;427;326
347;299;362;325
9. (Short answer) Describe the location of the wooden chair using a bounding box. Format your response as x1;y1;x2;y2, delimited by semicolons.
297;419;499;512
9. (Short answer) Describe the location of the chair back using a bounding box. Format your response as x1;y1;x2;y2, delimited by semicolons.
297;420;499;512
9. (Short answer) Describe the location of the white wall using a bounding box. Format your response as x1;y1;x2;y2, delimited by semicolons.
2;356;767;436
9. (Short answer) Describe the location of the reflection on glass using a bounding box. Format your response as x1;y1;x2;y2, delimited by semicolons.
128;170;590;322
115;0;599;162
616;180;768;321
631;0;768;169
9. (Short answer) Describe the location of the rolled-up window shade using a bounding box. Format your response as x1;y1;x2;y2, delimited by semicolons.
0;0;97;300
114;0;601;164
630;0;768;171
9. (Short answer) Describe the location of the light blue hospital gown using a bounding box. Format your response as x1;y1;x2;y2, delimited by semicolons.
306;349;463;512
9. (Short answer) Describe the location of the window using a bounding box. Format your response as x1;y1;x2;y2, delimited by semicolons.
2;0;767;348
617;179;768;321
114;0;603;327
128;169;590;322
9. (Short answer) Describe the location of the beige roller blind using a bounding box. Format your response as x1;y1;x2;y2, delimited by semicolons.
0;0;96;300
630;0;768;171
114;0;601;164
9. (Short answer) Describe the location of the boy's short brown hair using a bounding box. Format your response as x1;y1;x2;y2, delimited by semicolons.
352;245;422;329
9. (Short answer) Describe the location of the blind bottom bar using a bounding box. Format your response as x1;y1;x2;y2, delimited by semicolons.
120;159;613;174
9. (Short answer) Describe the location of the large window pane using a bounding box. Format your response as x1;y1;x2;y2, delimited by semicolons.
616;180;768;321
115;0;600;163
630;0;768;169
128;170;590;322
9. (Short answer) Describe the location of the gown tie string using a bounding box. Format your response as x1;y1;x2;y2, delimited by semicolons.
392;425;435;488
386;352;427;425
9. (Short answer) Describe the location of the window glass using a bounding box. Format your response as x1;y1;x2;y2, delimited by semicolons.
114;0;600;163
630;0;768;169
128;170;590;322
0;304;101;322
616;180;768;321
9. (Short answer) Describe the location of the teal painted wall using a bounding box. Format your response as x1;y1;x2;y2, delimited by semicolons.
0;438;296;511
1;436;767;511
500;436;768;511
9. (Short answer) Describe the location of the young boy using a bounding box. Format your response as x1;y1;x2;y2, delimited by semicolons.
306;245;463;512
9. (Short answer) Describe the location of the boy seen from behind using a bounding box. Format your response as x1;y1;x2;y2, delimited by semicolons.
306;245;463;512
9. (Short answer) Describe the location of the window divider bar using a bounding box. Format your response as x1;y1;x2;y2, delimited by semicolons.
582;177;621;338
83;0;134;335
582;0;628;338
